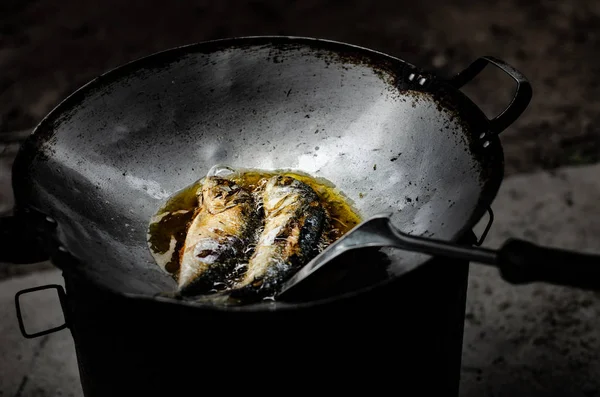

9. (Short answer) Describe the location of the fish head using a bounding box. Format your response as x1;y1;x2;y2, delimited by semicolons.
263;175;302;212
202;177;248;213
268;175;296;187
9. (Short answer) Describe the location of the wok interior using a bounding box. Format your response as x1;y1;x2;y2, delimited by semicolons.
17;38;497;304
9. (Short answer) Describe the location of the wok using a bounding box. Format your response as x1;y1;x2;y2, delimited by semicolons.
5;35;595;397
4;35;596;307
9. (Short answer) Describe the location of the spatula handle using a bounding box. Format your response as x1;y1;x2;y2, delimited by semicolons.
497;239;600;290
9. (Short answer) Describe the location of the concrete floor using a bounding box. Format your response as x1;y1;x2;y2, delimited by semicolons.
464;164;600;397
0;270;81;397
1;163;599;396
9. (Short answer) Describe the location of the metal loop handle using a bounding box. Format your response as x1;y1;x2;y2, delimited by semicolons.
15;284;68;339
450;56;532;135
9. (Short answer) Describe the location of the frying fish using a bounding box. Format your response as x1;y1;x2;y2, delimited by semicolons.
178;176;260;295
231;175;328;298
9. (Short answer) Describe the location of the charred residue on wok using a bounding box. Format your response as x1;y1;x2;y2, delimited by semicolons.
302;38;503;198
147;166;362;302
410;83;504;224
403;85;503;188
307;39;503;191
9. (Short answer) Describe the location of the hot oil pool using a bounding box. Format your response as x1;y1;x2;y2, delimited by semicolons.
147;166;388;305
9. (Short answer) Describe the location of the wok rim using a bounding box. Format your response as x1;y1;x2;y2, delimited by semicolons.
13;35;505;311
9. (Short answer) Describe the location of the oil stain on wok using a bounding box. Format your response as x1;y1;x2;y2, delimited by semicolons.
147;165;364;304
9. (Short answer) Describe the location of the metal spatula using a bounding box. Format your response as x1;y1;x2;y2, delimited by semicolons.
277;213;600;298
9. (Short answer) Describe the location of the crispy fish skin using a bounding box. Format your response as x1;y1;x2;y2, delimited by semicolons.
231;175;327;298
178;177;260;295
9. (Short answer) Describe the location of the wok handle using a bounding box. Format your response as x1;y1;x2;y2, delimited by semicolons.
497;239;600;290
15;284;68;338
0;215;50;264
450;56;532;135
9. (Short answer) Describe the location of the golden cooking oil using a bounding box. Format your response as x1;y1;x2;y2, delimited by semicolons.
147;167;362;278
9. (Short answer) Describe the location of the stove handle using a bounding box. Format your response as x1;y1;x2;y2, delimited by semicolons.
15;284;68;338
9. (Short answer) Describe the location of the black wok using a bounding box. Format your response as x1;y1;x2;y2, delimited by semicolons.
2;36;594;396
7;36;596;302
4;37;521;300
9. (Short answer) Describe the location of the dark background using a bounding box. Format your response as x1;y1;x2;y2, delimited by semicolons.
1;1;600;396
2;0;600;175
